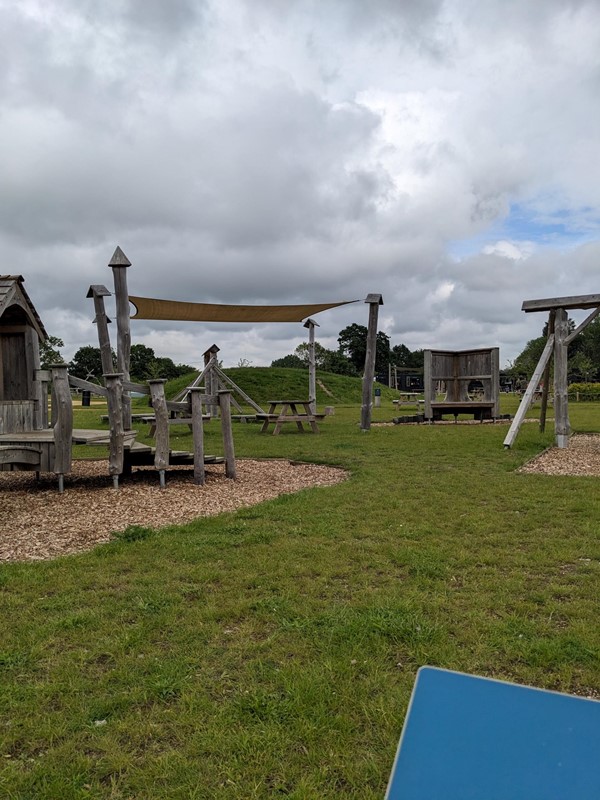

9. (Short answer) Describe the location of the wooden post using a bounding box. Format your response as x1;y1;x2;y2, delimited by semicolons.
104;373;124;488
503;336;555;448
149;379;169;486
554;307;570;448
490;347;500;418
189;388;205;485
203;345;220;418
34;369;50;429
109;246;132;432
218;390;236;479
423;350;433;419
51;364;72;491
303;318;319;415
360;294;383;431
87;285;114;376
539;310;556;433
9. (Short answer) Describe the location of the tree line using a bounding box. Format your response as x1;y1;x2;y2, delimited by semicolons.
39;338;195;382
271;324;424;376
508;315;600;383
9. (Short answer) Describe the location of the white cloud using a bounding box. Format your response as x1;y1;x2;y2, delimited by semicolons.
482;241;535;261
0;0;599;370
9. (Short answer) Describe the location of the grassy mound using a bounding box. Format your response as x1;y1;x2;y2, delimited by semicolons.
165;367;401;407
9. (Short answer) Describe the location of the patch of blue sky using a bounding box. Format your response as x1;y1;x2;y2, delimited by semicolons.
448;202;599;261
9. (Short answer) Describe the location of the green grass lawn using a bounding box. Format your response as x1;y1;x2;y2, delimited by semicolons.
2;389;600;798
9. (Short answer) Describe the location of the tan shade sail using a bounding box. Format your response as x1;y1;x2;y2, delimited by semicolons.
129;295;358;323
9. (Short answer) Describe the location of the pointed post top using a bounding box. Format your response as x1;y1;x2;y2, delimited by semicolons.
108;246;131;268
303;318;320;328
364;293;383;305
86;284;111;298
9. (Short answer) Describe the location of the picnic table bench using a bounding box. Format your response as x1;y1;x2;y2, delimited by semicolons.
257;400;324;435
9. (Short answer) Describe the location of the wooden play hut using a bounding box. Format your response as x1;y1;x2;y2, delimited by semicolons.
0;275;47;434
423;347;500;421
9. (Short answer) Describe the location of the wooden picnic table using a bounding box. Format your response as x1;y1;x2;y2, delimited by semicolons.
256;400;323;435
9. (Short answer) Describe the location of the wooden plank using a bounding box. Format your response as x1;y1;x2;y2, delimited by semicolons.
554;308;570;448
110;251;132;431
432;374;494;381
430;402;495;409
165;399;190;412
503;335;555;448
490;347;500;417
90;290;115;376
564;305;600;345
423;350;433;419
51;365;72;476
539;311;555;433
0;400;35;434
68;374;108;397
304;318;318;415
148;380;169;471
522;294;600;312
218;390;236;479
104;373;124;477
0;446;41;466
122;380;149;395
190;388;205;485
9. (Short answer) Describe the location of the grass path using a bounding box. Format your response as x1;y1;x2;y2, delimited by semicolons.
1;399;600;798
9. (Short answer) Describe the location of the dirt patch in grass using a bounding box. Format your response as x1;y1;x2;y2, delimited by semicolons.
0;459;347;563
519;434;600;476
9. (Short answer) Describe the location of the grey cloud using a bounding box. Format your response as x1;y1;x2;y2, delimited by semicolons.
0;0;598;369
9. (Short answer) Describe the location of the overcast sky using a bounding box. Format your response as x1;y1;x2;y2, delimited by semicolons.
2;0;599;370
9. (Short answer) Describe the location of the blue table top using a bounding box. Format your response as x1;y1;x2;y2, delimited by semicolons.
386;666;600;800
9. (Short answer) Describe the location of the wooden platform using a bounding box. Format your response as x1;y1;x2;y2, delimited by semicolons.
0;429;223;474
429;402;496;422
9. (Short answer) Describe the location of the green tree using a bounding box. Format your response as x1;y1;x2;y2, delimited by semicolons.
130;344;157;380
39;335;64;368
511;336;546;381
320;350;357;376
69;346;104;381
337;324;390;374
152;357;195;380
271;354;305;368
575;315;600;380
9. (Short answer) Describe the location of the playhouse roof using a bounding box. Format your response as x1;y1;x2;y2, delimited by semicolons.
0;275;48;340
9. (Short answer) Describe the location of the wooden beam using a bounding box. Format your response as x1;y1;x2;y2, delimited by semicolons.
303;318;319;415
360;294;383;431
104;373;124;484
564;305;600;345
68;374;108;397
539;311;555;433
109;246;132;431
51;365;73;488
189;388;205;485
503;335;555;448
554;308;570;448
423;350;433;419
215;366;265;414
148;380;169;481
218;390;236;479
522;294;600;313
88;286;114;376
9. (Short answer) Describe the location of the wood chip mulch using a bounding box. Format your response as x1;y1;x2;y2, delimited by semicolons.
519;434;600;477
0;460;348;563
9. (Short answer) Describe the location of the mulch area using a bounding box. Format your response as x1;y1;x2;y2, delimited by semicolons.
519;434;600;477
0;459;347;563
